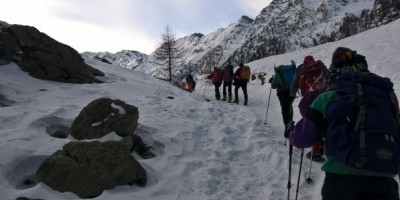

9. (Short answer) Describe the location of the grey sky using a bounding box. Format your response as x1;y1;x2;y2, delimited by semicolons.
1;0;272;54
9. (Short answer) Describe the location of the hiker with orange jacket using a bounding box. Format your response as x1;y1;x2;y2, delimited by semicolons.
233;63;251;105
207;67;223;100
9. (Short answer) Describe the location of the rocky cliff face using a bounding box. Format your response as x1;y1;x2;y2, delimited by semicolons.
226;0;400;65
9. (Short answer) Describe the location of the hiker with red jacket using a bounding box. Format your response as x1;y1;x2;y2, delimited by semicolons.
233;63;251;105
290;55;327;97
222;65;234;102
186;73;196;92
290;55;327;161
207;67;223;100
289;47;400;200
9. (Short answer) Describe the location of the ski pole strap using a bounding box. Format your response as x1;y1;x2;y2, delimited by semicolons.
354;83;367;168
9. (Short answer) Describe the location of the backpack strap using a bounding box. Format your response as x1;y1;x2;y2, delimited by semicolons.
354;83;367;169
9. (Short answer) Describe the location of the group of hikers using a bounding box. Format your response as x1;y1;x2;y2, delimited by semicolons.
270;47;400;199
187;63;251;105
185;46;400;199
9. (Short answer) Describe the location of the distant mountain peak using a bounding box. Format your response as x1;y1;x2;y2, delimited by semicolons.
190;33;204;38
239;15;254;24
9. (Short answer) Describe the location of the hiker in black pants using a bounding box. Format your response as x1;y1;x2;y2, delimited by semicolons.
269;63;296;137
233;63;251;105
222;65;234;102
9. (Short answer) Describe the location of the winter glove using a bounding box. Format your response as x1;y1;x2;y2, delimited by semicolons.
268;75;274;83
284;121;295;138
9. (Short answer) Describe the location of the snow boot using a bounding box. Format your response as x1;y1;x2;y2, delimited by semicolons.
306;152;325;162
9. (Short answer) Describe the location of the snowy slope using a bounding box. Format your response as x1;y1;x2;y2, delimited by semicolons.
1;19;400;200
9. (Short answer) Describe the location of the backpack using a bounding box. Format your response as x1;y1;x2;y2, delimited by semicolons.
298;60;325;95
222;66;234;82
275;64;296;91
211;68;223;83
326;72;400;176
240;66;251;80
186;74;194;82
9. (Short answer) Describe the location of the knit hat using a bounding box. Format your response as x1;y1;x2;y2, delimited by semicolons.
303;55;315;65
331;47;369;72
331;47;352;69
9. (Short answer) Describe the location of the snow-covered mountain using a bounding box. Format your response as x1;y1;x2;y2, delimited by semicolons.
82;0;399;81
226;0;400;64
81;50;147;70
1;18;400;200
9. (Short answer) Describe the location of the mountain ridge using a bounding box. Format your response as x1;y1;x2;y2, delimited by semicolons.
82;0;400;81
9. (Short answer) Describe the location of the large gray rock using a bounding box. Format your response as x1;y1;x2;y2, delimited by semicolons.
0;24;104;83
36;141;147;198
70;98;139;140
0;25;19;65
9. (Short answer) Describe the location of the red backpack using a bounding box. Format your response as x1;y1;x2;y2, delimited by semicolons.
211;68;223;83
298;60;324;95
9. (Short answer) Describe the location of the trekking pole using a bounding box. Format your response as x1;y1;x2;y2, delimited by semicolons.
264;86;273;124
295;148;305;200
306;149;314;184
287;144;293;200
203;81;208;97
203;81;211;102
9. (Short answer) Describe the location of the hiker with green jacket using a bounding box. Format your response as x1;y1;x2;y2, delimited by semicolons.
289;47;400;200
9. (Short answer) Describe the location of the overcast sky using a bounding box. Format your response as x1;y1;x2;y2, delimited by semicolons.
1;0;272;54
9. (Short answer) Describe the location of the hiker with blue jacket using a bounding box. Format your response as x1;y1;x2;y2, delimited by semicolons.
269;61;296;137
289;47;400;200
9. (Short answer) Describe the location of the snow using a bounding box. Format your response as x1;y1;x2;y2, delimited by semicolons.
1;18;400;200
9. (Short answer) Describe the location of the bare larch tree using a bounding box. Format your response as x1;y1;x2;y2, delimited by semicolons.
154;25;181;82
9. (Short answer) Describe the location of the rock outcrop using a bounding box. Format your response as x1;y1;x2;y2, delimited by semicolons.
0;23;104;83
70;98;139;140
36;141;147;198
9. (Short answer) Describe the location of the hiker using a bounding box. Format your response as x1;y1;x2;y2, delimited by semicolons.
186;73;196;92
233;63;251;105
207;67;223;100
269;61;296;136
289;47;400;200
290;55;327;161
290;55;327;97
222;65;234;102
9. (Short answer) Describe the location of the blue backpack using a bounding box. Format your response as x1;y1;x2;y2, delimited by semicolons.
274;62;296;91
326;72;400;176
